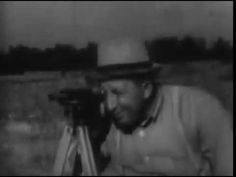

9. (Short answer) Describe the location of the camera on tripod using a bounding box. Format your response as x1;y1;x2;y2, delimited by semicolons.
49;88;108;176
48;88;105;127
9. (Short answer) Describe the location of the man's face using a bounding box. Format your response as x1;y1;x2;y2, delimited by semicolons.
101;79;147;133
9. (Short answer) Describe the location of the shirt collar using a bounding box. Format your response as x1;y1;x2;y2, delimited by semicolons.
140;86;163;127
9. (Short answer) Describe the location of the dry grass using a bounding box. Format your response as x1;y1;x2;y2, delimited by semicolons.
0;73;87;176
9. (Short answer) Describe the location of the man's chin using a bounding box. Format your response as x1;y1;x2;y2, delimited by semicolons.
114;120;137;134
108;113;143;134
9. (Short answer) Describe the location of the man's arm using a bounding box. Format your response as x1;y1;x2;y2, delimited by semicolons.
99;134;124;176
195;93;233;176
99;162;124;176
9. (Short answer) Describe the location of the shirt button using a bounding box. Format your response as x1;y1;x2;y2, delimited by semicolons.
139;130;145;138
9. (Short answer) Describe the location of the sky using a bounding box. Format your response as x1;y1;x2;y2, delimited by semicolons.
0;1;233;51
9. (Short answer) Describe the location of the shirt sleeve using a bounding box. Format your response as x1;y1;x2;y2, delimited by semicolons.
99;126;124;176
193;92;233;176
99;163;124;176
99;141;124;176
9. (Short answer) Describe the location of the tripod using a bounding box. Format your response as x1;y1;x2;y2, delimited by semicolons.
52;99;98;176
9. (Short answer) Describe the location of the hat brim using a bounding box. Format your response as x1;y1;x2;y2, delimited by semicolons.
86;61;162;82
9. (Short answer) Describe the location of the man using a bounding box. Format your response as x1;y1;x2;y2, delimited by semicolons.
90;38;233;176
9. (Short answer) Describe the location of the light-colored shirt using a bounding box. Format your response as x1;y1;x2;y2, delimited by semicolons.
100;85;233;176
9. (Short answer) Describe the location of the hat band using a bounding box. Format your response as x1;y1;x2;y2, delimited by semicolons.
97;61;152;73
95;61;155;81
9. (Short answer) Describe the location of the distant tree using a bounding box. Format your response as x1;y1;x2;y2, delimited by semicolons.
146;35;226;63
8;45;30;72
8;45;45;71
0;50;6;74
209;37;232;62
3;36;231;74
54;44;77;55
9;45;28;56
86;42;97;67
180;36;207;60
146;36;181;63
42;42;97;71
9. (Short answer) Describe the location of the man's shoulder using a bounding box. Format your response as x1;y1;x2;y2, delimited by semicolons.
160;84;214;101
159;84;228;118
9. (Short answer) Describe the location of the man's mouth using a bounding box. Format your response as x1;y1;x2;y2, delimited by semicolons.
113;110;125;121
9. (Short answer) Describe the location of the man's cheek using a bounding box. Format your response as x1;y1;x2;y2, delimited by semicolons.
122;106;136;120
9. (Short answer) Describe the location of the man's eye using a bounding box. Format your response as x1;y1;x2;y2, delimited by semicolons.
113;90;123;96
101;90;107;97
100;89;105;95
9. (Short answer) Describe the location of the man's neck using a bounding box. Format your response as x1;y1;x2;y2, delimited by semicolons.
140;84;159;127
121;84;160;134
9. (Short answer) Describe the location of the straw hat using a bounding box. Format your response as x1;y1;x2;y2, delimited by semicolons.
87;38;161;81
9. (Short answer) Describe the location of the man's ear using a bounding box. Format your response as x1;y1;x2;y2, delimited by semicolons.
142;82;153;99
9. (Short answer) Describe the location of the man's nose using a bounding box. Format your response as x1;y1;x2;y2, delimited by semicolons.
106;94;117;111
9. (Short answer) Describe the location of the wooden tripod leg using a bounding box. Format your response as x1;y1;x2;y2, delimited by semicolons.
53;126;73;176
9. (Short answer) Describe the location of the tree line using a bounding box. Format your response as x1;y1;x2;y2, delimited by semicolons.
0;36;232;75
146;36;232;63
